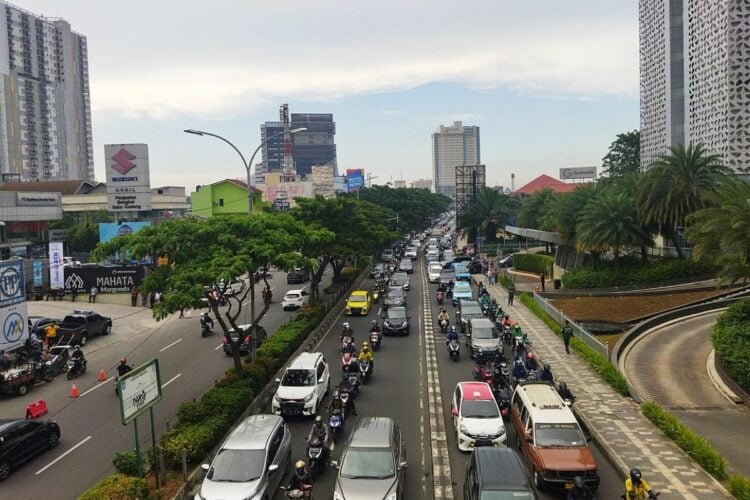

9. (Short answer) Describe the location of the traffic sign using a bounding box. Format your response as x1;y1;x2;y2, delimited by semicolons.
118;359;163;425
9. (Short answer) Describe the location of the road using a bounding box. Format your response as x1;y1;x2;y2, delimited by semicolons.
273;257;622;499
624;311;750;476
0;270;332;500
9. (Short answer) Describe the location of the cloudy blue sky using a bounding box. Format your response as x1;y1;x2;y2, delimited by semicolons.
21;0;639;190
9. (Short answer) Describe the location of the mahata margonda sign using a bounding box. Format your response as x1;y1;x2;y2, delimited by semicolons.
64;266;145;294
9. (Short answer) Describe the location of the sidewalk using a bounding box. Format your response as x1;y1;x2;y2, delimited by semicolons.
473;274;731;499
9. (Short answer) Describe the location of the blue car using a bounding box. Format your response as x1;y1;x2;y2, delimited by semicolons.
452;281;473;306
452;262;471;281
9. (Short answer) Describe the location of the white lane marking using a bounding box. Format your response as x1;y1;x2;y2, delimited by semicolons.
80;377;115;397
159;338;183;352
214;343;224;351
163;373;182;388
36;436;92;474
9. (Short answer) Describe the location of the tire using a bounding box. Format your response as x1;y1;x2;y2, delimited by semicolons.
47;432;59;449
0;461;10;481
67;370;75;380
16;384;29;396
78;333;87;346
103;323;112;335
533;469;544;491
44;371;54;383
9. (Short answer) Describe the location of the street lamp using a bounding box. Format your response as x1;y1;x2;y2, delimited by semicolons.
184;126;307;363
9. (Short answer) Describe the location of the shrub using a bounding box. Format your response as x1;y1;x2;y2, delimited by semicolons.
641;401;728;480
112;450;147;477
160;414;231;467
712;299;750;393
512;253;553;275
561;259;715;289
78;473;150;500
728;475;750;500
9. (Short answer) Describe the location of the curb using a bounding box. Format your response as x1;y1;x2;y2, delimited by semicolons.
707;350;742;405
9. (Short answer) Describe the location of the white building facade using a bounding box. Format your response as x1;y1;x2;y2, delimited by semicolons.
0;1;93;182
432;121;480;197
640;0;750;170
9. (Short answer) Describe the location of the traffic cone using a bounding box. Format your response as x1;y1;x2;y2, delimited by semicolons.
98;367;106;382
70;382;79;398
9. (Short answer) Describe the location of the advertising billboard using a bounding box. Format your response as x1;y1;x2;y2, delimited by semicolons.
117;358;162;425
346;169;364;192
0;259;28;352
560;167;597;180
263;182;314;207
64;266;144;294
99;222;152;243
49;241;65;289
333;176;347;192
105;144;152;212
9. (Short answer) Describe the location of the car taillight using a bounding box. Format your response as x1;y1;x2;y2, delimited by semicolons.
243;336;250;344
222;337;227;344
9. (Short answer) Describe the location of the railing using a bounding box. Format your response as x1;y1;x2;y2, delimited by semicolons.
532;292;610;358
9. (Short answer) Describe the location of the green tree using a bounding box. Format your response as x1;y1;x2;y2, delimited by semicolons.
602;130;641;177
517;188;556;230
544;184;599;245
687;178;750;284
638;143;731;258
355;186;451;232
576;191;653;268
458;187;520;243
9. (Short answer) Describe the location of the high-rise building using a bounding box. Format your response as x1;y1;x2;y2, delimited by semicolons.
0;1;93;181
411;178;432;190
640;0;750;171
432;121;480;197
260;110;337;177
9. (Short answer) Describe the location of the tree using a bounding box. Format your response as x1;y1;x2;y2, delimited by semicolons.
638;143;731;258
458;187;520;243
576;191;653;268
355;186;451;232
517;189;556;230
602;130;641;177
544;184;599;245
686;178;750;284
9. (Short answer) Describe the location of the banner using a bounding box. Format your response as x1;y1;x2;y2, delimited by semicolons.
99;221;152;243
64;266;145;294
0;260;25;308
49;241;65;289
0;259;27;352
33;261;43;287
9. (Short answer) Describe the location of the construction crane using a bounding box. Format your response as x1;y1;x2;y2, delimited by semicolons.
280;103;296;182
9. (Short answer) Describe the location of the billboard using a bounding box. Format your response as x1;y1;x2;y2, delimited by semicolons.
455;165;487;211
346;169;364;192
560;167;597;180
118;359;162;425
16;192;60;206
49;241;65;289
333;176;347;192
99;222;152;243
0;259;27;352
64;266;144;294
105;144;152;212
263;182;314;207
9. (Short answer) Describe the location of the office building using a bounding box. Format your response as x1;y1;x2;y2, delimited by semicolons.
432;121;480;197
0;1;93;181
411;179;432;190
640;0;750;170
260;110;337;177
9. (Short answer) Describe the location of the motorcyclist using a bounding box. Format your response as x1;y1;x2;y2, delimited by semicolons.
341;340;357;355
71;345;86;372
525;352;539;372
437;282;447;294
287;460;313;493
358;341;374;371
330;388;357;416
117;358;133;377
625;468;656;499
369;320;381;334
437;308;450;330
307;416;330;456
539;363;554;383
567;476;595;499
200;312;214;332
501;314;512;328
558;381;576;403
340;322;354;340
446;326;459;344
512;358;528;382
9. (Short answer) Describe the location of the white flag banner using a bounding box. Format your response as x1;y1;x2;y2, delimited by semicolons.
49;241;64;289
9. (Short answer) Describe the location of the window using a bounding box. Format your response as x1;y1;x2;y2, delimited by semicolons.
521;407;529;429
218;198;224;207
316;361;325;380
267;426;284;466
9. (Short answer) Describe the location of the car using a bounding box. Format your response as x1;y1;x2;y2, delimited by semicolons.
428;263;443;283
218;277;246;296
331;417;407;500
281;289;309;310
382;306;410;336
370;262;386;278
286;268;309;284
451;381;506;451
452;262;471;281
468;261;484;274
442;250;455;263
404;246;418;259
497;255;513;268
390;272;410;291
0;418;60;481
272;352;330;417
346;291;372;316
57;311;112;346
222;324;268;356
196;414;291;500
439;270;456;286
381;249;394;261
456;300;484;333
27;316;59;341
398;259;413;274
463;447;537;500
467;318;501;358
452;282;473;306
442;255;473;269
383;287;406;308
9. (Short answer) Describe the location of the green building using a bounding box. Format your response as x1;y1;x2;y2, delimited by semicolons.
190;179;263;217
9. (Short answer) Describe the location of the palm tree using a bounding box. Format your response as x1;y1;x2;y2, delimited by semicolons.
576;191;653;268
686;178;750;284
544;184;599;245
458;188;520;243
638;143;731;258
517;189;556;230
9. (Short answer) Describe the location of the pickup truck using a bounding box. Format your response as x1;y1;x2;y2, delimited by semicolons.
57;311;112;347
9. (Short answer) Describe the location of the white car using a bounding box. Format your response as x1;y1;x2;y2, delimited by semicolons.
281;289;309;310
428;263;443;283
272;352;330;417
404;246;418;259
426;249;440;262
451;381;506;451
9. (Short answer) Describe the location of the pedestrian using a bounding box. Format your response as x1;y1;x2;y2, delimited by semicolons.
149;292;156;308
71;287;77;302
179;306;185;318
561;320;574;355
130;287;138;307
540;272;546;292
142;291;148;307
88;286;97;303
507;283;515;306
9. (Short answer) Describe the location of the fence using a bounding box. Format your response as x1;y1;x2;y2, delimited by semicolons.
532;292;610;358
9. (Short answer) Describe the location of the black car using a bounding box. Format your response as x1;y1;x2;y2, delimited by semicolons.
57;311;112;346
0;418;60;481
468;261;484;274
383;287;406;308
382;306;410;335
463;447;536;500
27;316;59;340
286;268;309;284
222;324;268;356
455;300;484;333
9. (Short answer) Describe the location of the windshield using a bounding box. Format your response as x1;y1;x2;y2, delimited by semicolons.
209;449;265;482
462;305;483;315
534;423;586;447
349;295;367;302
285;293;301;299
480;492;535;500
340;448;395;479
461;400;500;419
281;369;316;386
430;265;443;272
388;289;404;298
472;326;498;340
388;310;407;321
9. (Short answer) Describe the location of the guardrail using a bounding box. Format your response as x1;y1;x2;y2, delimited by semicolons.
532;292;610;358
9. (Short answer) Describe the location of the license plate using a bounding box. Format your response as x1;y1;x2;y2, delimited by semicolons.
563;483;573;489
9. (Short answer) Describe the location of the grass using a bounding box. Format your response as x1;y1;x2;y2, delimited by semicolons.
728;475;750;500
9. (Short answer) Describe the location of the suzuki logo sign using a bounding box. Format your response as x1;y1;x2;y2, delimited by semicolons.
111;148;137;175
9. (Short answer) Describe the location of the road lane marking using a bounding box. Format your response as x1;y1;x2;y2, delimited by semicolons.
80;377;115;397
214;343;224;350
163;373;182;388
36;436;92;474
159;338;183;352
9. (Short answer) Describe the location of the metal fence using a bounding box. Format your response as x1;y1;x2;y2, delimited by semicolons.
532;292;610;358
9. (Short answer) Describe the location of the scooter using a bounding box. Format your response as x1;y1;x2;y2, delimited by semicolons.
436;291;444;305
307;437;326;480
201;323;214;337
342;372;360;399
447;339;460;362
358;360;372;384
439;319;449;334
280;484;313;499
330;409;344;439
502;326;513;345
66;358;87;380
341;352;357;372
369;329;381;351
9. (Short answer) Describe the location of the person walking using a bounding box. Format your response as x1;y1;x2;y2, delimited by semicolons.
561;320;574;354
71;287;77;302
540;272;546;292
131;287;138;307
88;286;97;304
507;283;515;306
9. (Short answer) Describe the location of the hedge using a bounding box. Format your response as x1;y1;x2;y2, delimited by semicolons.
78;473;150;500
712;299;750;393
729;475;750;500
512;253;553;276
561;258;715;289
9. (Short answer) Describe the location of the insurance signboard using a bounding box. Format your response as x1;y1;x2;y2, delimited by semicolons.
559;167;597;180
118;358;163;425
49;241;65;289
0;259;28;351
105;144;152;212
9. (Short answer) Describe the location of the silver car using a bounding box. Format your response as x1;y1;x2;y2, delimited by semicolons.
332;417;407;500
195;414;290;500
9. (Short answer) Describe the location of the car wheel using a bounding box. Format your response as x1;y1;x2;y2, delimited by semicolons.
0;461;10;481
103;323;112;335
47;432;59;449
16;384;29;396
78;334;87;346
533;469;544;491
326;380;331;396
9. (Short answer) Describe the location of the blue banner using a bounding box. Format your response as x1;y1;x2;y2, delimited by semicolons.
99;221;152;243
33;261;43;287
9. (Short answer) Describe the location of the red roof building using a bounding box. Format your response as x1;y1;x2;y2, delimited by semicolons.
514;174;581;196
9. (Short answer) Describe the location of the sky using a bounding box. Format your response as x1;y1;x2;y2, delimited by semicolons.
20;0;639;191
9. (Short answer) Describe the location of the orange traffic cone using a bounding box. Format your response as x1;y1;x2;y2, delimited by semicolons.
70;382;79;398
98;367;106;382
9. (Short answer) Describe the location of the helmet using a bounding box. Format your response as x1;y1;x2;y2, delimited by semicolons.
504;314;509;319
573;476;585;489
527;352;535;360
333;394;340;401
450;326;456;333
296;460;306;469
201;312;206;317
514;324;521;330
315;415;322;424
629;468;642;485
74;345;80;352
559;381;568;392
544;363;551;371
362;341;369;347
343;322;350;329
120;358;127;365
372;320;377;326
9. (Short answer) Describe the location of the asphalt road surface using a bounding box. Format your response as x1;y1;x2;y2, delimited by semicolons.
271;257;622;500
0;270;331;500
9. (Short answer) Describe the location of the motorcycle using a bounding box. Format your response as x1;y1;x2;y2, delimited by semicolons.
201;322;214;337
340;335;355;351
261;288;273;304
280;484;313;499
447;339;460;362
330;408;345;439
371;288;380;303
439;319;449;334
502;326;513;345
620;491;660;500
341;352;358;372
342;372;360;399
66;358;87;380
472;358;495;384
492;382;512;419
436;291;444;305
369;329;381;351
307;437;326;479
358;360;372;384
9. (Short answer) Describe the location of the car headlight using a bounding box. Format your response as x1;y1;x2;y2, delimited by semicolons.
402;321;408;327
384;321;390;327
460;425;470;435
333;492;344;500
303;393;314;402
386;493;397;500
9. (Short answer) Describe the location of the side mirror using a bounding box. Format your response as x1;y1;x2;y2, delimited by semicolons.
318;377;324;383
268;463;279;473
275;378;281;383
201;463;210;471
397;461;408;471
450;406;458;417
329;460;340;469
